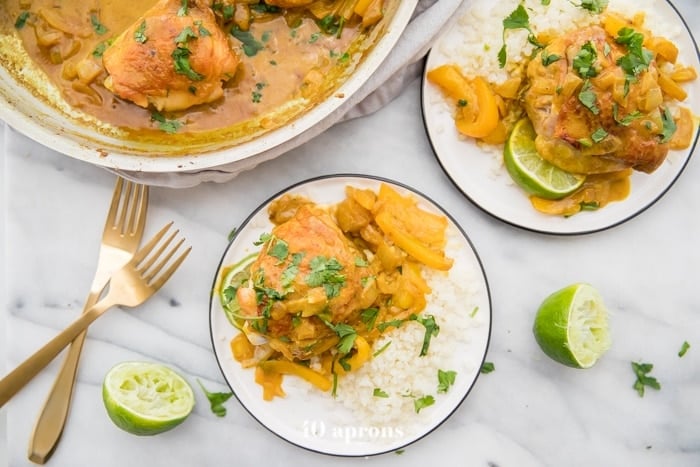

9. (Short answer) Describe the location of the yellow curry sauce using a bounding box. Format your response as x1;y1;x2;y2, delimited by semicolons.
1;0;386;145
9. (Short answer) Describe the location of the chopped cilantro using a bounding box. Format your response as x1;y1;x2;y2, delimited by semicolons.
579;201;600;211
254;233;272;246
373;388;389;398
437;369;457;393
591;127;608;143
541;0;551;4
411;314;440;357
678;341;690;357
578;80;599;115
177;0;189;16
457;99;468;107
377;319;406;333
541;50;561;66
317;14;344;37
267;238;289;262
660;106;677;143
197;379;233;417
134;20;148;44
360;307;379;330
578;0;608;13
227;227;238;242
306;256;346;299
470;306;479;318
354;257;369;267
92;41;109;58
196;21;211;37
280;252;303;289
613;103;642;126
174;26;198;44
573;41;599;78
480;361;495;374
90;13;108;35
414;395;435;413
151;111;183;133
498;4;541;68
325;322;357;354
309;32;320;43
172;46;204;81
631;361;661;397
373;340;391;357
14;11;30;29
231;26;264;57
250;2;281;14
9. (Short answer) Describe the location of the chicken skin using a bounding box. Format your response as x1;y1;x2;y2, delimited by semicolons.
103;0;239;112
524;26;669;174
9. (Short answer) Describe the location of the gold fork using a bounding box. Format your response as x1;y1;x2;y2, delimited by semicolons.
28;177;148;464
0;222;191;408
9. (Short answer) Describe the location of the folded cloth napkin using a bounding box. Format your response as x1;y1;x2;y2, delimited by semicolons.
107;0;468;188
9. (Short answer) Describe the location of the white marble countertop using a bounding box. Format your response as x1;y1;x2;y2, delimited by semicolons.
2;1;700;465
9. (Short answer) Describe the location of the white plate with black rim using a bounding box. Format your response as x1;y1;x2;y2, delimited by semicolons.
421;0;700;235
209;174;491;456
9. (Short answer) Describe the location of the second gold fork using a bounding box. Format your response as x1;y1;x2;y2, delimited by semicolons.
28;177;148;464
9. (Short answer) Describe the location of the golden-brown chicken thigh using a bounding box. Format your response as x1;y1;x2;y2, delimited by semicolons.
524;26;669;174
103;0;238;111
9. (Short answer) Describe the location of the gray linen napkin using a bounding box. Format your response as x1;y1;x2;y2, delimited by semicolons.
109;0;467;188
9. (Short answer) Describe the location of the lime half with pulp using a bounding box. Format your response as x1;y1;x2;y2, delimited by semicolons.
533;283;611;368
504;118;585;199
103;361;195;436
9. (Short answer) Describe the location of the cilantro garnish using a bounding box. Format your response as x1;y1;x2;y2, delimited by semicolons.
498;4;541;68
254;233;272;246
227;227;238;242
613;103;642;126
579;201;600;211
325;322;357;354
90;13;108;35
541;49;561;66
280;252;303;289
134;20;147;44
151;111;183;133
360;307;379;330
373;340;391;357
577;0;608;13
678;341;690;357
437;369;457;393
267;238;289;262
411;314;440;357
195;20;211;37
177;0;189;16
578;80;600;115
470;306;479;318
659;106;677;143
14;11;30;29
306;256;345;299
376;319;406;333
354;257;369;267
92;41;109;58
174;26;198;44
591;127;608;143
250;3;281;14
197;379;233;417
172;46;204;81
631;361;661;397
373;388;389;398
615;27;653;95
413;395;435;413
573;41;599;78
309;32;320;43
317;14;344;37
231;26;265;57
480;361;495;374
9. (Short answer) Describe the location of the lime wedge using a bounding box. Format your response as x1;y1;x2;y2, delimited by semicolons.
533;283;611;369
504;118;585;199
102;361;195;436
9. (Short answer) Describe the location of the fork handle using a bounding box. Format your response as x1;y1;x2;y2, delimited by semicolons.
27;291;101;464
0;299;113;409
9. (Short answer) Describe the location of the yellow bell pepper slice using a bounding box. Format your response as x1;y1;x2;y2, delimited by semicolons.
258;360;332;392
455;76;499;138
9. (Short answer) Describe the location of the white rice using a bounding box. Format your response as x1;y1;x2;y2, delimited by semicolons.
331;227;487;438
438;0;679;86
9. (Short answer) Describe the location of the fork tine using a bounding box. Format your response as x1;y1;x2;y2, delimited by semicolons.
132;221;174;263
117;180;134;235
105;177;126;229
138;229;178;274
125;183;148;237
143;237;185;283
149;245;192;290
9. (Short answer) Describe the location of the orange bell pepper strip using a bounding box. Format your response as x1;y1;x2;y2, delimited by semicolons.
258;360;332;392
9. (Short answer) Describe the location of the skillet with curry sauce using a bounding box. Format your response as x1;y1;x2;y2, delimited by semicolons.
0;0;395;149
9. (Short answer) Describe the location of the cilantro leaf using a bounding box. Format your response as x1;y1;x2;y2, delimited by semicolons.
678;341;690;357
541;50;561;66
498;4;535;69
90;13;108;35
267;238;289;262
174;26;198;44
151;111;183;133
410;314;440;356
197;379;233;417
591;127;608;143
373;340;391;357
578;0;608;13
254;233;272;246
231;26;265;57
172;46;204;81
414;395;435;413
613;103;642;126
134;20;147;44
373;388;389;398
631;361;661;397
14;11;30;29
573;41;599;78
660;106;677;143
480;361;495;374
325;322;357;354
360;307;379;330
437;369;457;394
578;80;600;115
177;0;189;16
305;256;346;299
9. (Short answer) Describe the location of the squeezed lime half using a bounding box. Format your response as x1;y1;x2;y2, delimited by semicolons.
103;361;195;436
504;118;585;199
533;283;611;368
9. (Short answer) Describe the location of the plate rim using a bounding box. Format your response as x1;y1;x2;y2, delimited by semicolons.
420;0;700;236
207;173;493;457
